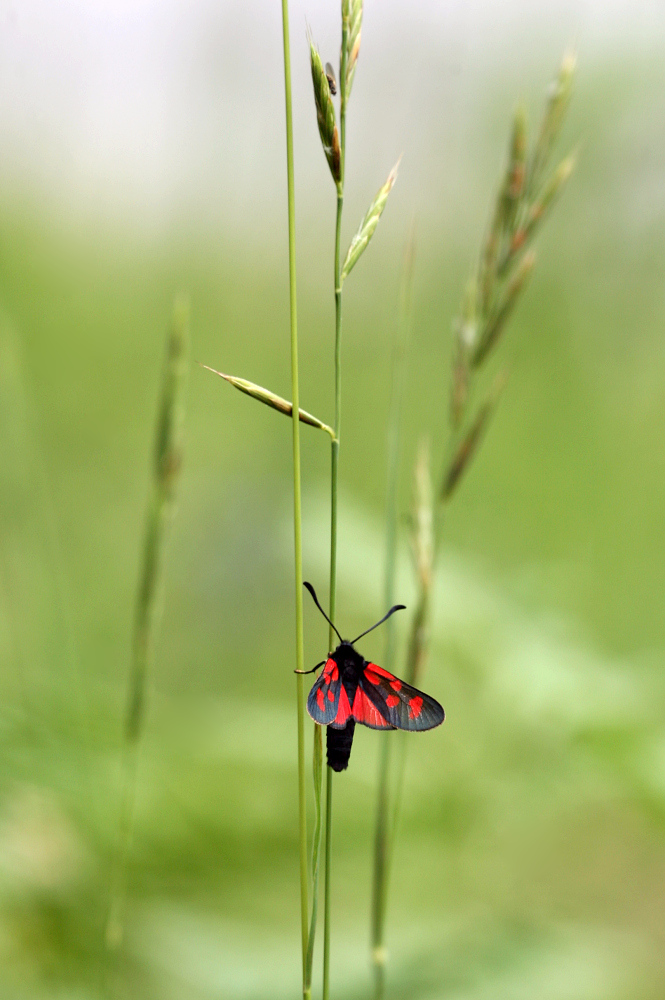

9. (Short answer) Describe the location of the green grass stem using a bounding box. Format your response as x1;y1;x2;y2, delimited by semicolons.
370;232;416;1000
279;2;310;995
305;723;323;989
323;759;334;999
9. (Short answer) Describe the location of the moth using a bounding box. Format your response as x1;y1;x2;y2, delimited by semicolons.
324;62;337;95
298;583;444;771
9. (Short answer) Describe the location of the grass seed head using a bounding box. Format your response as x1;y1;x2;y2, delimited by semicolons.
309;34;341;185
340;158;400;282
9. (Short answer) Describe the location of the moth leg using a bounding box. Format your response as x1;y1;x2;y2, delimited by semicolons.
294;659;326;675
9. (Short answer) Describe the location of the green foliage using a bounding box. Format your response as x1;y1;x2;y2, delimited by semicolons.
1;50;665;1000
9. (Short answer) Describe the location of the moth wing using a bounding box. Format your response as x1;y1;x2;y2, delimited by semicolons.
306;658;342;725
360;662;444;732
352;669;396;730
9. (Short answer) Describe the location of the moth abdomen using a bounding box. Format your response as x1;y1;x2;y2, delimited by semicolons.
326;719;356;771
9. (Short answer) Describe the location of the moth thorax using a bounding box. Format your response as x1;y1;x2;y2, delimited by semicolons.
336;642;361;673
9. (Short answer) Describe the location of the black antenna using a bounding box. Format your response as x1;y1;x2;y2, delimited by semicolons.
350;604;406;645
304;581;343;644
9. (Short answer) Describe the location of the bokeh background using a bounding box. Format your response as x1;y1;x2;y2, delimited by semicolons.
1;1;665;997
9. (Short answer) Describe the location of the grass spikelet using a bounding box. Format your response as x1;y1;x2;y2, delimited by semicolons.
343;0;363;104
504;104;528;234
309;32;341;185
340;159;400;282
480;105;528;313
528;49;576;198
451;278;477;428
505;154;575;264
442;373;506;500
153;297;189;500
473;251;535;368
199;364;335;437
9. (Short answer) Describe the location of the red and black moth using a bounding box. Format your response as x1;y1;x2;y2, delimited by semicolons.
297;582;444;772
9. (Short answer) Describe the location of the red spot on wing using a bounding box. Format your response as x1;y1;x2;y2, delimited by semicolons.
323;658;335;678
327;689;335;701
390;679;401;692
364;669;380;685
334;685;352;726
352;687;390;728
366;663;394;679
317;688;325;711
331;665;339;681
408;696;423;719
386;694;400;708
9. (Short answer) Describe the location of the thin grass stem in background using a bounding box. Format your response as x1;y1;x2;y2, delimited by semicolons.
279;7;310;991
105;297;189;956
0;319;87;743
305;722;323;988
371;229;417;1000
369;441;435;1000
385;437;434;877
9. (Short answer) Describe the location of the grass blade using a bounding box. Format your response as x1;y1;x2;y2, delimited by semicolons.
199;364;335;438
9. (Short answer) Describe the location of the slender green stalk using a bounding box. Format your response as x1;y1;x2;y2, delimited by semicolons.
106;298;189;955
305;723;323;987
323;10;349;998
329;184;344;641
323;759;334;997
279;3;310;995
371;232;416;1000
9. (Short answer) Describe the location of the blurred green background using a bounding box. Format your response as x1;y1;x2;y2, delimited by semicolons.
1;2;665;998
